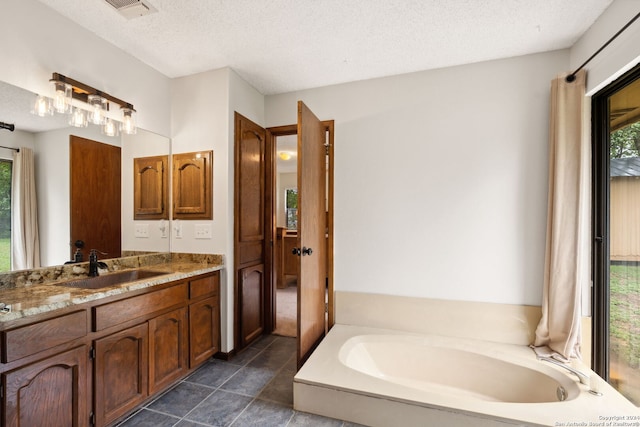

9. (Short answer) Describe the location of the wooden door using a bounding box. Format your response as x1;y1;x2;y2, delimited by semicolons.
94;323;148;427
234;113;268;349
148;307;188;394
3;346;87;427
70;136;121;260
296;101;327;368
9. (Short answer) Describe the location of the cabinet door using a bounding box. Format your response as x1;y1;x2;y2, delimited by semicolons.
238;264;264;347
94;323;148;427
189;296;220;367
148;307;188;394
134;155;168;220
3;345;88;427
172;151;212;220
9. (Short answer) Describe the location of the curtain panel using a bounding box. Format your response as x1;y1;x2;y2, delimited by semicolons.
533;70;591;361
11;147;40;270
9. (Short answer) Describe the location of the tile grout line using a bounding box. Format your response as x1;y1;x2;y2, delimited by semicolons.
227;342;297;426
118;336;300;427
177;338;285;426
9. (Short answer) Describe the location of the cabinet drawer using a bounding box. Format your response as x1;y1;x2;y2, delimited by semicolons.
94;283;188;331
2;310;87;363
189;272;219;300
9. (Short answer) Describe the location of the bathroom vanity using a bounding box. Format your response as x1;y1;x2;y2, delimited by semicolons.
0;254;222;427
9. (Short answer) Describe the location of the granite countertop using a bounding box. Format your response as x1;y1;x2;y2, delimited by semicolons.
0;253;224;323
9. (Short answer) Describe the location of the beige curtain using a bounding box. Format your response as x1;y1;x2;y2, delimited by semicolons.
11;147;40;270
533;70;591;361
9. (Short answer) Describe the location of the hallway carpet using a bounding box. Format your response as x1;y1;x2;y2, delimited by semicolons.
273;283;297;337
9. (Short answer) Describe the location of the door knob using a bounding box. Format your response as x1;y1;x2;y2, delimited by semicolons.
292;247;301;256
302;247;313;256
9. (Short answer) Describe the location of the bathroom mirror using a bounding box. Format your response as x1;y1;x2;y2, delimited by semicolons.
0;80;171;270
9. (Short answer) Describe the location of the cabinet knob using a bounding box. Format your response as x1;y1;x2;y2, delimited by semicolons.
292;247;301;256
302;247;313;256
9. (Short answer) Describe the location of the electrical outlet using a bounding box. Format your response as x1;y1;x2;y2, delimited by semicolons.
134;223;149;238
195;224;212;239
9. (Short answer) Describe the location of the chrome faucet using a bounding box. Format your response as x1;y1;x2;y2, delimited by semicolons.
538;356;590;385
88;250;108;277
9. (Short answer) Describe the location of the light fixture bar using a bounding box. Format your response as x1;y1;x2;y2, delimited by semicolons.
50;72;135;111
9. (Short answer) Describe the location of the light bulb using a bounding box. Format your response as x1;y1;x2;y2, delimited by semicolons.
52;81;72;114
88;95;107;125
102;118;119;137
31;95;53;117
120;107;137;135
69;107;88;128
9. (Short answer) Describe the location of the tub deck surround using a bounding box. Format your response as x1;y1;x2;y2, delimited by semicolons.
0;252;224;323
294;325;640;427
335;291;542;346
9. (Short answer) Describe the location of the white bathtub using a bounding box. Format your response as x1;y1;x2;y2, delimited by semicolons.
294;325;640;426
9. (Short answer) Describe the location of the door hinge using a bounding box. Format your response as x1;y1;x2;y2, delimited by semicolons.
90;411;95;426
324;143;330;156
325;302;329;313
89;346;96;360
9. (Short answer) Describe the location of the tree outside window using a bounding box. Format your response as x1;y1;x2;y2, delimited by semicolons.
285;188;298;230
0;160;11;271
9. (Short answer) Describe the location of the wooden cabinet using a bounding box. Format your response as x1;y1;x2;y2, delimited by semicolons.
172;151;213;220
133;155;168;220
94;323;149;427
148;307;188;394
2;345;88;427
0;270;221;427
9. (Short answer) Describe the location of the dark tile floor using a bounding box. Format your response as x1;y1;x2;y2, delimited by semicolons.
116;335;362;427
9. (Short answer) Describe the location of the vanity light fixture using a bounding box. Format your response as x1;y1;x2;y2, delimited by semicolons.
31;73;138;136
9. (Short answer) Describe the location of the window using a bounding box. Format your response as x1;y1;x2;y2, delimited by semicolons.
0;159;11;271
285;188;298;230
593;63;640;406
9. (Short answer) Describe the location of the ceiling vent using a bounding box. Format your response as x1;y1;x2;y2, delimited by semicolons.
104;0;157;19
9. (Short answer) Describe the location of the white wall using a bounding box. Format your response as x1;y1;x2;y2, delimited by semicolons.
0;0;171;137
171;68;265;351
122;129;172;254
266;50;570;306
0;132;34;156
170;69;229;255
571;0;640;95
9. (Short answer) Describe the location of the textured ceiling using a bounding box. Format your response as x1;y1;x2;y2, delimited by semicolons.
35;0;614;95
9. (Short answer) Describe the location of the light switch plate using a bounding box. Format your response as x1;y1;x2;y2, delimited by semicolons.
195;224;212;239
134;223;149;238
